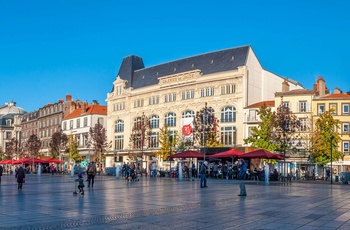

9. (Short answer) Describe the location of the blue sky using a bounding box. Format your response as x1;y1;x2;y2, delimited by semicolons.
0;0;349;112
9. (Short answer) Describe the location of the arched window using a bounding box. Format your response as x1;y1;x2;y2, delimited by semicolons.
149;115;160;129
221;106;236;123
165;112;177;127
182;110;195;118
115;120;124;133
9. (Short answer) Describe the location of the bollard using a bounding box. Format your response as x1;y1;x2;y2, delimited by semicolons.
38;164;41;176
178;162;182;181
116;166;120;179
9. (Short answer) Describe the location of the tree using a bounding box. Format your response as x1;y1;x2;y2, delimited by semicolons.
310;110;342;165
155;124;176;160
49;131;68;159
5;138;22;160
26;134;41;159
89;122;111;163
244;104;279;151
68;134;81;163
0;146;3;161
272;104;301;153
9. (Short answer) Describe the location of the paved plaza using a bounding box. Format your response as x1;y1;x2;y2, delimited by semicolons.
1;174;350;230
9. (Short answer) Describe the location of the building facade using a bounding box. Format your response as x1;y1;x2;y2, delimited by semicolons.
106;45;303;168
62;101;107;165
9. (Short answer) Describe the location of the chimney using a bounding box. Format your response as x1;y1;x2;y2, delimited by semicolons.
70;101;76;113
316;76;326;97
66;94;72;102
282;80;290;92
334;87;342;94
81;102;87;114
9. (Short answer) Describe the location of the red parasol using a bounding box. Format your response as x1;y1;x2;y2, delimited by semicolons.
168;150;204;159
240;149;284;160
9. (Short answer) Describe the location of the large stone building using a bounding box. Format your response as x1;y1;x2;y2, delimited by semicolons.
0;102;26;156
106;45;304;168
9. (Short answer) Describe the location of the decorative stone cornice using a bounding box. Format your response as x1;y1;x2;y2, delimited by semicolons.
158;70;201;87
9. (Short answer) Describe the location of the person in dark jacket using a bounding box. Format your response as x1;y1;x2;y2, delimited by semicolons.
200;161;208;188
16;164;25;189
0;165;3;184
237;159;247;196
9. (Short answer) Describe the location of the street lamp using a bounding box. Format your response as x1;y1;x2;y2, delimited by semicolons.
330;135;334;184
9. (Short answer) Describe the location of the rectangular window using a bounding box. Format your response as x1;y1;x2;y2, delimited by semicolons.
299;101;307;113
98;117;104;124
133;99;144;108
330;103;337;115
342;123;349;134
115;135;124;150
164;93;176;103
220;126;236;146
5;132;11;139
84;117;88;127
299;118;308;132
63;121;67;130
149;96;160;105
76;119;80;128
282;102;290;108
343;104;349;114
150;132;159;148
318;104;325;115
115;85;122;95
181;90;195;100
343;141;349;153
200;87;215;97
113;102;125;111
221;84;236;95
70;120;73;129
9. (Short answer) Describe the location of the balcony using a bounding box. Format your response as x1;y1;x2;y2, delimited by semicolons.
245;115;260;123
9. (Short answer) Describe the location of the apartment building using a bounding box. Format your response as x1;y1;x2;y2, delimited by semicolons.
62;101;107;164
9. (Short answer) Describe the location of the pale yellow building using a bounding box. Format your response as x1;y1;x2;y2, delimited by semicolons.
106;45;303;169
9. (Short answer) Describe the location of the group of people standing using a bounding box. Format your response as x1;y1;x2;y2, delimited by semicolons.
199;159;247;196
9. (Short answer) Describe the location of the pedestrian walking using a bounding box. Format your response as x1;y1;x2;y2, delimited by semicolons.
50;164;55;175
87;161;97;188
200;161;208;188
238;159;247;196
16;164;25;190
0;165;3;184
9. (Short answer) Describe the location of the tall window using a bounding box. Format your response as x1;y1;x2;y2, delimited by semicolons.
150;132;159;148
330;103;337;115
115;85;122;95
113;102;125;111
221;84;236;95
318;104;325;115
200;87;214;97
221;126;236;145
181;90;195;100
299;101;307;113
165;112;177;127
164;93;176;103
221;106;236;123
149;96;160;105
343;141;349;153
149;115;159;128
70;120;73;129
133;99;144;108
343;104;349;115
115;135;124;150
342;122;349;134
115;120;124;133
282;102;290;109
182;110;195;118
84;117;88;127
299;118;308;132
76;118;80;128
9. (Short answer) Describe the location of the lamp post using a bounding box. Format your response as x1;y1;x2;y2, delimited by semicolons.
330;135;334;184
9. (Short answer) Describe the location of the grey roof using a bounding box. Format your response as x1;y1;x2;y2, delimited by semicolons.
113;45;250;91
0;102;26;115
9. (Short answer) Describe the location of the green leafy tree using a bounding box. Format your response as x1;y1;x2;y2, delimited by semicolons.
5;138;22;160
244;104;279;151
26;134;41;158
49;131;68;159
310;110;342;165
